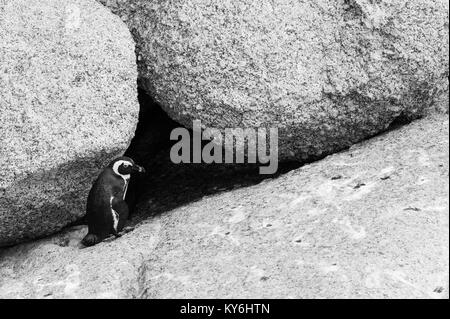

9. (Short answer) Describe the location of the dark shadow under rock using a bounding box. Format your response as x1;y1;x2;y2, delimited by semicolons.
125;89;426;224
124;89;303;223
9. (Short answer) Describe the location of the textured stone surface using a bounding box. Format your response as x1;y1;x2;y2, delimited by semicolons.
0;0;139;246
0;224;160;298
0;115;448;298
98;0;449;161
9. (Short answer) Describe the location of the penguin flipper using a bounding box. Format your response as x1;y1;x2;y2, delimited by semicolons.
125;178;137;220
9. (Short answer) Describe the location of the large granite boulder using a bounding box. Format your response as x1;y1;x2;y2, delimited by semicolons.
0;114;448;298
99;0;449;161
0;0;139;246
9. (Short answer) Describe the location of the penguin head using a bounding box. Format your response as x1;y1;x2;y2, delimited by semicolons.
109;157;146;178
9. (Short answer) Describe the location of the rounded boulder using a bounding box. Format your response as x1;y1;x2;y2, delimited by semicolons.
0;0;139;246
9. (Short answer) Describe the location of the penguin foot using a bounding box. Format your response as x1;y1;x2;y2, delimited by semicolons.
103;234;120;243
121;226;135;234
81;234;102;247
105;227;135;242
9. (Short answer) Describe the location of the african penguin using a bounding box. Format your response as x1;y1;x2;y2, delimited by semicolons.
81;156;146;247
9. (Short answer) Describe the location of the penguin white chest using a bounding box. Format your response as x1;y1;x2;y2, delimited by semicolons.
110;176;130;232
110;196;120;231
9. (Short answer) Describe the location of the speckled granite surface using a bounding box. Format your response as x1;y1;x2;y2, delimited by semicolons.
99;0;448;161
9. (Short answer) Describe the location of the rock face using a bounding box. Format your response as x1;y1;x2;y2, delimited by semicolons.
98;0;448;161
0;115;448;298
0;0;139;246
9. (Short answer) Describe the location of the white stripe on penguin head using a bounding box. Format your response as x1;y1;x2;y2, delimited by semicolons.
112;160;131;199
112;160;132;179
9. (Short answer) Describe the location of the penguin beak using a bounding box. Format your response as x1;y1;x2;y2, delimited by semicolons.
133;164;146;174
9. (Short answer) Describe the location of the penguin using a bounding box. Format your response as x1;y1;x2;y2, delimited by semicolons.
81;156;146;247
